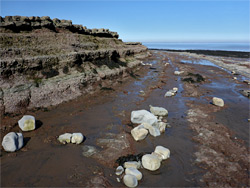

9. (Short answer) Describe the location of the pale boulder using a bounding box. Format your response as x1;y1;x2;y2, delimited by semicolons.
142;154;161;171
141;122;161;137
115;166;124;176
131;110;157;126
149;105;168;116
212;97;224;107
154;146;170;160
58;133;72;144
131;126;148;141
125;167;142;180
123;174;138;188
124;161;141;169
18;115;36;131
71;133;84;144
2;132;23;152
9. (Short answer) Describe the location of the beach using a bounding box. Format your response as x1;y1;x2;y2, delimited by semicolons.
1;50;249;187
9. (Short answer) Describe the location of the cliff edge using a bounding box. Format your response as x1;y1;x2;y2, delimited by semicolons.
0;16;149;120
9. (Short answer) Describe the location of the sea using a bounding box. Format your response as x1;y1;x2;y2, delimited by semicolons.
142;42;250;52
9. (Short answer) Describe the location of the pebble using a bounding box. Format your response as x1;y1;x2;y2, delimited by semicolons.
18;115;36;131
141;154;161;171
71;133;84;144
125;167;142;180
124;161;141;169
116;166;124;176
58;133;72;144
123;174;138;188
131;126;148;141
154;146;170;160
212;97;224;107
2;132;24;152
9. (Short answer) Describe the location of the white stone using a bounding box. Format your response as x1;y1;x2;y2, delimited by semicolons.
173;87;178;92
115;166;124;176
123;174;138;188
174;71;184;75
142;154;161;171
157;122;167;133
58;133;72;144
2;132;23;152
141;122;161;137
154;146;170;160
149;105;168;116
131;126;148;141
212;97;224;107
151;152;163;162
71;133;84;144
125;167;142;180
233;77;237;80
131;110;157;126
18;115;36;131
124;161;141;169
164;91;172;97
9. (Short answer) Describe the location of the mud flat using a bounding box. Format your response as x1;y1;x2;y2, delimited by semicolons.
1;48;249;187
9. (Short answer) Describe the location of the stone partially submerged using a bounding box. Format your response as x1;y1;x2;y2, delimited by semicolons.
149;105;168;116
141;154;161;171
125;167;142;181
131;110;157;126
212;97;224;107
131;126;148;141
2;132;23;152
123;174;138;188
18;115;36;131
141;122;161;137
154;146;170;160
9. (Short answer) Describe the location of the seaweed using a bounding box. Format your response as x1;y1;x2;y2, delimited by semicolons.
115;153;148;166
101;87;114;91
182;72;205;83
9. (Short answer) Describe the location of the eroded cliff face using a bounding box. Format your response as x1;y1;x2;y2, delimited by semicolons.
0;16;148;118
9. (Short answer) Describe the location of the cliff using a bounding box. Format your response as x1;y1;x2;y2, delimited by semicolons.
0;16;148;119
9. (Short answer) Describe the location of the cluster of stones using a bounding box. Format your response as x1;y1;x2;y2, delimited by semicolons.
164;87;178;97
0;16;119;38
130;105;169;141
115;146;170;188
1;115;36;152
58;133;84;145
1;114;85;152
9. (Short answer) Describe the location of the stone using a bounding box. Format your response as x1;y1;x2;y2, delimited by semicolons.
174;71;184;75
151;152;163;162
149;105;168;116
58;133;72;144
141;122;161;137
157;122;167;133
2;132;23;152
164;91;172;97
131;126;148;141
131;110;157;126
173;87;178;92
212;97;224;107
115;166;124;176
71;133;84;144
154;146;170;160
125;167;142;180
141;154;161;171
239;90;250;98
124;161;141;169
18;115;36;131
123;174;138;188
82;145;98;157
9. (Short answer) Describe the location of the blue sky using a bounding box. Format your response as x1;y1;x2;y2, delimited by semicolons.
1;0;249;42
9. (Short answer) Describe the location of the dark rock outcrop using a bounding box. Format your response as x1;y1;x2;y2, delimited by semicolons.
0;16;119;38
0;16;149;118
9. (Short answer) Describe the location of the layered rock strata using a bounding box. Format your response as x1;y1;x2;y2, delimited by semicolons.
0;16;148;118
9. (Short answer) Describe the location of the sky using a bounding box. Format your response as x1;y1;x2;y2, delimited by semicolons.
1;0;249;43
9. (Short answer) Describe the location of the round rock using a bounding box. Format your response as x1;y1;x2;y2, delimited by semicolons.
18;115;36;131
142;154;161;171
71;133;84;144
2;132;23;152
125;167;142;180
154;146;170;160
123;174;138;188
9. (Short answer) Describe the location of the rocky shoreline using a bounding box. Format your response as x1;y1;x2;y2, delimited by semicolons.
0;16;149;123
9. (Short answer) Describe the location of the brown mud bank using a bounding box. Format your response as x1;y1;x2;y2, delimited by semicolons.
1;50;249;187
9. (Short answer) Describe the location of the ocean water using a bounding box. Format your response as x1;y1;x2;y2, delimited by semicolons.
142;42;250;52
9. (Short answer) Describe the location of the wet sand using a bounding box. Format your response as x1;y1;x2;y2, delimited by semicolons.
1;50;249;187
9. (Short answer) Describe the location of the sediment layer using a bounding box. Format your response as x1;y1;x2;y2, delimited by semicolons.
0;16;148;118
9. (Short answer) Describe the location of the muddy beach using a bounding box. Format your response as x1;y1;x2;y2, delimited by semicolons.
1;50;249;187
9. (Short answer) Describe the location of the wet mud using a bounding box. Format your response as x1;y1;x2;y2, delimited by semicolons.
1;50;249;187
